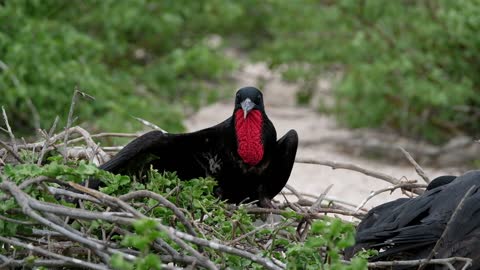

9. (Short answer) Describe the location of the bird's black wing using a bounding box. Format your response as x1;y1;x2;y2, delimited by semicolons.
87;121;230;189
260;129;298;201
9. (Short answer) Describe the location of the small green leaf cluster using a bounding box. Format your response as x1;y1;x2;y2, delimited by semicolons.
286;218;367;270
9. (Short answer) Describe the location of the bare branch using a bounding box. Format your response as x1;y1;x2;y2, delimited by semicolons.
0;236;109;270
37;116;59;166
132;116;168;133
294;157;424;194
398;146;430;184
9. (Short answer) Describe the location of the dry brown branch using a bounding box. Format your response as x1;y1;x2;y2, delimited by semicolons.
353;182;426;213
295;157;425;195
63;89;95;161
0;236;109;270
0;139;24;163
310;184;333;213
37;116;59;166
1;106;17;153
352;257;472;269
245;206;364;219
118;190;197;237
133;116;168;133
399;146;430;184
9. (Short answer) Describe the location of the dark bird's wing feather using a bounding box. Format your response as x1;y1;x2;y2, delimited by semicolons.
87;121;229;190
261;129;298;200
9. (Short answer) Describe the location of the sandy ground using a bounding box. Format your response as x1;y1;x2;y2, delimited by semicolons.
184;61;462;210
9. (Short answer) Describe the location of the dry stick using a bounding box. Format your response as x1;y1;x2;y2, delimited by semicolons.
63;89;95;162
353;182;426;214
418;185;476;270
37;116;59;166
285;192;365;211
0;140;24;163
0;214;36;225
66;132;141;145
119;190;197;237
0;236;108;270
62;127;109;163
342;257;472;269
47;186;102;204
245;206;364;219
70;182;218;270
310;184;333;213
295;157;422;195
399;146;430;184
2;106;17;154
284;184;304;201
133;116;168;133
0;180;136;263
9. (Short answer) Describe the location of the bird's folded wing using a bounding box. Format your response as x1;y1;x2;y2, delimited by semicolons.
261;129;298;200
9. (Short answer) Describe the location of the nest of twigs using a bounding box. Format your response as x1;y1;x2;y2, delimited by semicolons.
0;93;470;270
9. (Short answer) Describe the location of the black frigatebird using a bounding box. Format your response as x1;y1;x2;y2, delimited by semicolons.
87;87;298;207
345;172;480;269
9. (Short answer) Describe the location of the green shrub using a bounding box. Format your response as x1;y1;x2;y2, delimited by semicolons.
0;0;238;135
244;0;480;144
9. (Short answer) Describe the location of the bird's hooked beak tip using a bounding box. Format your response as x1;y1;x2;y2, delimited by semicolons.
241;98;255;119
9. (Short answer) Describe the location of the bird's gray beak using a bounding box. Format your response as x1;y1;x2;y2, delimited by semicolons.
241;98;255;119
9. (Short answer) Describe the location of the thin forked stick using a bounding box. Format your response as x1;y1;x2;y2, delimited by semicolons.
399;146;430;184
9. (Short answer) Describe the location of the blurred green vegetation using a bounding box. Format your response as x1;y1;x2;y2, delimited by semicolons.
246;0;480;144
1;0;479;143
0;0;239;134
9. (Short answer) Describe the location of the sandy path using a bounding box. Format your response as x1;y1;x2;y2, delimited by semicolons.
185;62;461;209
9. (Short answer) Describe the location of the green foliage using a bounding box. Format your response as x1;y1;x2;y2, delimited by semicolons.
0;0;237;135
240;0;480;144
286;219;366;270
1;157;368;269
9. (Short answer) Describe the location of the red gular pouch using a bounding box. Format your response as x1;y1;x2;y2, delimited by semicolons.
234;109;264;166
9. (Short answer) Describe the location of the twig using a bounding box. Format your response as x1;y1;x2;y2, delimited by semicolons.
0;236;109;270
353;182;426;214
284;184;304;201
0;139;24;163
2;105;17;154
119;190;197;237
342;257;472;269
294;157;424;194
63;89;94;162
245;206;363;219
399;146;430;184
37;116;59;166
310;184;333;213
418;185;476;270
132;116;168;133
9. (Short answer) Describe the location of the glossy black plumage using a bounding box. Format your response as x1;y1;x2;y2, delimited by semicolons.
89;87;298;206
345;172;480;269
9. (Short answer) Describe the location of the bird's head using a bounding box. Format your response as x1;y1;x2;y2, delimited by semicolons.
234;86;265;119
233;87;266;166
